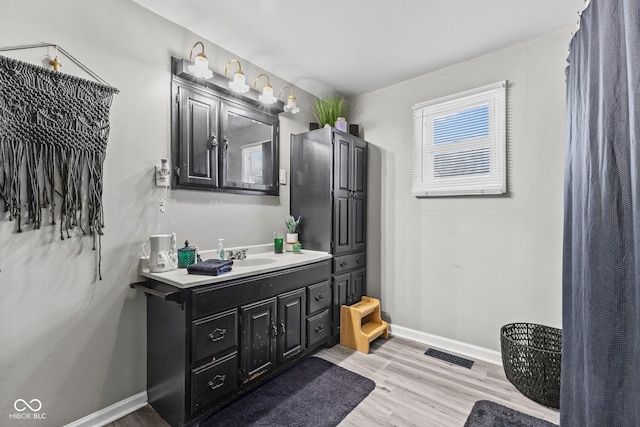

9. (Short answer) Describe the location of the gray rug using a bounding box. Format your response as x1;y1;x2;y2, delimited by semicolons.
464;400;558;427
202;357;375;427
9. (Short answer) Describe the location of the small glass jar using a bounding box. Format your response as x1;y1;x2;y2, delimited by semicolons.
274;237;284;254
335;117;347;132
178;240;197;268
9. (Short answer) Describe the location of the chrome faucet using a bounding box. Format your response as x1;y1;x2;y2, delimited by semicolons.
226;248;248;260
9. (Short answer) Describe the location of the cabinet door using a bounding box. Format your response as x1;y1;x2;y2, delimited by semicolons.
333;134;366;255
334;134;352;194
277;289;306;363
240;298;277;383
351;140;367;252
332;273;350;336
350;268;366;305
176;83;219;188
333;134;353;255
352;139;367;198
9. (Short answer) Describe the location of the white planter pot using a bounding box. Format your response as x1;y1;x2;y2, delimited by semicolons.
286;233;299;244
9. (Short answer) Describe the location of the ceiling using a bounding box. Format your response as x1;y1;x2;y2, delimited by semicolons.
132;0;585;98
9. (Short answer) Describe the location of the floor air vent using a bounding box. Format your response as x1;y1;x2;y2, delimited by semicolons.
424;348;474;369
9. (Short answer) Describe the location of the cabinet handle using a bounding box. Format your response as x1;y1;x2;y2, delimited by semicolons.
208;375;226;390
223;136;229;151
315;293;324;302
207;134;217;150
271;322;278;339
356;257;363;264
208;328;226;342
315;324;324;333
280;322;286;335
339;261;348;268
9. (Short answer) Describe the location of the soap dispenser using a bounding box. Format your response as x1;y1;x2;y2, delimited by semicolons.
217;238;225;260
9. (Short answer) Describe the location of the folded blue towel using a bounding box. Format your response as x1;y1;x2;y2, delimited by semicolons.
187;259;234;276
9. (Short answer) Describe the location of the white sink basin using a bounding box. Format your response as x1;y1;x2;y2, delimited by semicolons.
233;257;278;267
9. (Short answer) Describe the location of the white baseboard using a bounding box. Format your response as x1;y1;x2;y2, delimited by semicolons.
389;324;503;366
64;391;147;427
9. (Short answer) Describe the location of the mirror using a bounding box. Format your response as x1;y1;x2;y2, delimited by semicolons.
222;104;278;194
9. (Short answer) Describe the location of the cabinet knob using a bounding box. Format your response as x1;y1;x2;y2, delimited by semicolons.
271;322;278;339
339;261;348;268
315;293;324;302
208;328;226;342
315;324;324;333
207;134;217;150
208;375;226;390
356;257;363;264
223;136;229;151
280;322;286;335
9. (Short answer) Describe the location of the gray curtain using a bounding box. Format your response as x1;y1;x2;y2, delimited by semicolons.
562;0;640;425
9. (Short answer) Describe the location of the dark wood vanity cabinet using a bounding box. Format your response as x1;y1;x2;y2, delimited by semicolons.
290;127;368;343
145;260;330;427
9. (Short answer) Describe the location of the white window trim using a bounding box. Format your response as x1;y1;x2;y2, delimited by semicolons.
412;81;507;197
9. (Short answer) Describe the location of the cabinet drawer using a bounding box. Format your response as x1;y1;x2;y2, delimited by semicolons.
333;252;366;274
192;260;331;318
307;309;330;348
192;309;238;363
307;281;330;315
191;352;238;414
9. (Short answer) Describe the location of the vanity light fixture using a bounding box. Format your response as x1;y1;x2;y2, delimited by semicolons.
278;86;300;114
254;73;277;104
187;41;213;79
225;59;250;93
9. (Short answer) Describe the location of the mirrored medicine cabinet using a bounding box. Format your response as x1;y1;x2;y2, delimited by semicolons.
171;58;282;195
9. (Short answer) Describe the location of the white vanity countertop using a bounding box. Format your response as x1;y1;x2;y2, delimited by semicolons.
140;244;332;289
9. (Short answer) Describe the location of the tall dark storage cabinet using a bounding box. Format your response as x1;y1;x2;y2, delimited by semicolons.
290;127;367;343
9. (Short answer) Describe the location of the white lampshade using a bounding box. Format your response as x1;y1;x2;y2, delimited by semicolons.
259;85;277;104
229;72;249;93
284;95;300;114
188;54;213;79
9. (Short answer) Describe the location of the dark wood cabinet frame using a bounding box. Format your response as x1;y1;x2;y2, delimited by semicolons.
171;58;282;196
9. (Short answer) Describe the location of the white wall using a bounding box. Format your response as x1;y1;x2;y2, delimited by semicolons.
356;30;569;352
0;1;315;426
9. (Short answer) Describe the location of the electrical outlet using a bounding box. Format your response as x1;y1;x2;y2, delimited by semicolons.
155;165;171;187
279;169;287;185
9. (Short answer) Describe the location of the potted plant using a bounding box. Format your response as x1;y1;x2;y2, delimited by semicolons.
285;215;301;243
313;95;349;128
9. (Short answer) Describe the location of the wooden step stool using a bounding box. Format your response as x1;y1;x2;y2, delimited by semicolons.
340;296;389;354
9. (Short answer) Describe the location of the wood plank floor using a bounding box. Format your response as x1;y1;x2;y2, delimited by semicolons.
105;335;559;427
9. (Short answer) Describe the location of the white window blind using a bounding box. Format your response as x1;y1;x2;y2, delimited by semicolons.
412;81;506;197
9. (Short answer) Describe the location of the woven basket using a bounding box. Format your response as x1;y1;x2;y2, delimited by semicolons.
500;323;562;409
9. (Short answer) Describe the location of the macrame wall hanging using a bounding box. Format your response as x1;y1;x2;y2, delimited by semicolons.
0;45;119;279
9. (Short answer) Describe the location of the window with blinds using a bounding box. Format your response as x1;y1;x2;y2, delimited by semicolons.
412;81;506;197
